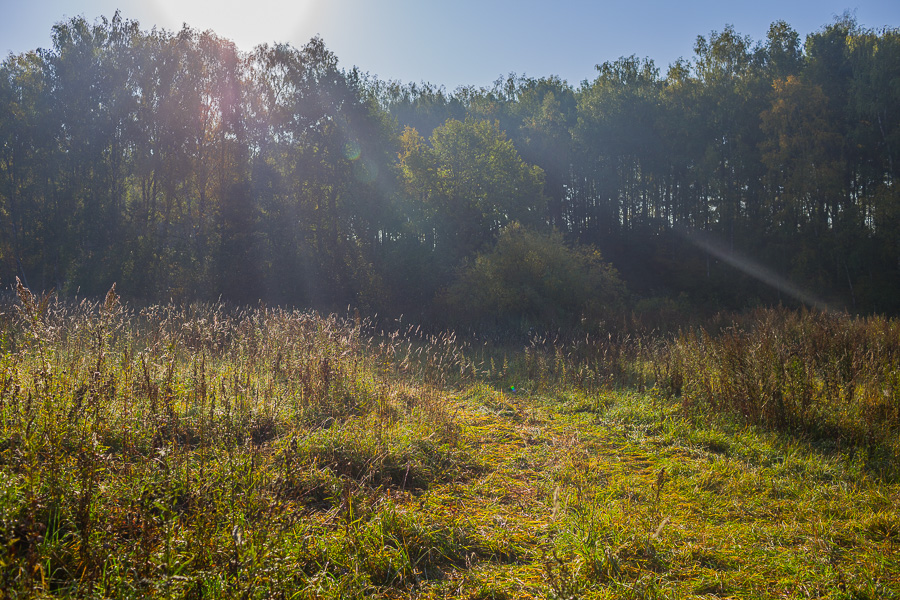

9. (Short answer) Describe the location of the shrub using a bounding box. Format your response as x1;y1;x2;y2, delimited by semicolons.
442;223;626;331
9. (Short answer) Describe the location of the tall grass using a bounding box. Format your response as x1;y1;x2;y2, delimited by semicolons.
378;306;900;471
2;285;898;596
335;306;900;471
374;321;652;397
0;285;477;597
664;308;900;476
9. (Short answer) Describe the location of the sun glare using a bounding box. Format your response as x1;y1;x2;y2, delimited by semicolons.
149;0;320;50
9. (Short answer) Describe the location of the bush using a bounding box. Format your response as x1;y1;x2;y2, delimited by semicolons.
442;223;626;331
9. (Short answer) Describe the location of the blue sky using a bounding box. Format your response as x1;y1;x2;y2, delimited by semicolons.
4;0;899;89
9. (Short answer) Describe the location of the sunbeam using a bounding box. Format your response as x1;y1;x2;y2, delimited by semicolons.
675;226;831;312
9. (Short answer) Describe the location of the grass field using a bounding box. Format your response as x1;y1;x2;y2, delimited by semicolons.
0;286;898;598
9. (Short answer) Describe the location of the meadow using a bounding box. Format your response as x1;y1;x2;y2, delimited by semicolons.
0;284;898;599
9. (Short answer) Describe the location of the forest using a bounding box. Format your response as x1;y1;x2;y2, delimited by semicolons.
1;12;899;325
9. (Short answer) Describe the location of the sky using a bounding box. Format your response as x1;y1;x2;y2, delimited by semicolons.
3;0;899;90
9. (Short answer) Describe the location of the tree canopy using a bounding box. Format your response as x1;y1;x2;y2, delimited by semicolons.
2;13;900;322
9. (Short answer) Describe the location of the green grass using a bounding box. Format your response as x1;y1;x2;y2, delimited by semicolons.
0;289;898;598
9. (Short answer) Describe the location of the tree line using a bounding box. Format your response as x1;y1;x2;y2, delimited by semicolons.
1;12;899;326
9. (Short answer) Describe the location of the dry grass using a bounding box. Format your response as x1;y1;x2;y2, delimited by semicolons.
662;308;900;480
0;288;897;598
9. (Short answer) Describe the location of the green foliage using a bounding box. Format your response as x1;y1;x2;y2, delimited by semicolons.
3;13;900;319
443;223;626;330
398;117;546;268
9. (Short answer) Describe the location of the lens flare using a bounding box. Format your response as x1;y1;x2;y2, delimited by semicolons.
344;140;361;161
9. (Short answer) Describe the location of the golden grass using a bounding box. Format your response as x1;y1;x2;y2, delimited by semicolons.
0;291;897;598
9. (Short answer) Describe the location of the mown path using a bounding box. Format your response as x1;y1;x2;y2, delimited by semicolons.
400;387;900;599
